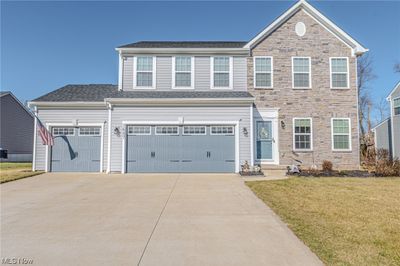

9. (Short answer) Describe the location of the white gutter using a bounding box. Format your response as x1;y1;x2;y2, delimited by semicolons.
105;97;255;105
116;47;249;56
28;101;107;107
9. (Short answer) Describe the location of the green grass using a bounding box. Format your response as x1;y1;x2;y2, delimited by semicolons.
0;163;43;183
246;177;400;266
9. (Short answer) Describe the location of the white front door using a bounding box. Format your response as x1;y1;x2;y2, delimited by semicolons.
253;108;279;165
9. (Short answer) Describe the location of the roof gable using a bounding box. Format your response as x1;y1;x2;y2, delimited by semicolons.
0;91;33;117
387;81;400;100
244;0;368;56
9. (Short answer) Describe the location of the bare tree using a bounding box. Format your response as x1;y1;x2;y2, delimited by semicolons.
376;97;390;123
357;54;376;161
357;54;376;136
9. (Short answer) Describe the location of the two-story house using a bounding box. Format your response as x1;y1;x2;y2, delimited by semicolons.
373;81;400;159
29;0;368;173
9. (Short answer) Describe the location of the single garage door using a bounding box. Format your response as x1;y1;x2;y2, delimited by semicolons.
126;125;235;173
51;127;102;172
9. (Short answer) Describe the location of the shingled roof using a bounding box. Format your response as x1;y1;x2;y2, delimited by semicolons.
32;84;254;102
117;41;248;49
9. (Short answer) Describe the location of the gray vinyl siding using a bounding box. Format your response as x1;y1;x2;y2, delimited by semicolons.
34;108;108;171
374;119;392;156
195;57;211;90
393;115;400;159
233;57;247;91
156;57;172;90
109;106;251;172
0;94;34;159
122;57;133;90
121;56;247;91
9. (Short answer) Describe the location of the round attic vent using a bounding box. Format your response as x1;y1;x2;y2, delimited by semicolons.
295;22;306;37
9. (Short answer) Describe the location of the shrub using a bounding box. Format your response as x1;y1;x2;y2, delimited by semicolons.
375;149;400;177
322;160;333;172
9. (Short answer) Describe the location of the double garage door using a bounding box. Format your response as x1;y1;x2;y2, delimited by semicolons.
50;125;235;173
126;125;235;173
50;127;101;172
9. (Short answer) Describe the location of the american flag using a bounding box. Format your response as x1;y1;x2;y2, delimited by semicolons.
37;120;54;146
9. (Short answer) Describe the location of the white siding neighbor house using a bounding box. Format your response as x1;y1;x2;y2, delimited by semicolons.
29;0;368;173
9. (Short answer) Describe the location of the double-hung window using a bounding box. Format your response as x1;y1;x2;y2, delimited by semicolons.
292;57;311;88
212;57;232;89
293;118;312;150
135;56;154;88
173;56;193;88
331;118;351;151
394;98;400;115
254;57;273;88
330;57;349;88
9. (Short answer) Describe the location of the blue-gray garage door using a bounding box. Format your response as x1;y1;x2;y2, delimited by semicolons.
50;127;101;172
126;125;235;173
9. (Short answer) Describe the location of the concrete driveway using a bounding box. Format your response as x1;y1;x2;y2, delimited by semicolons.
1;173;322;266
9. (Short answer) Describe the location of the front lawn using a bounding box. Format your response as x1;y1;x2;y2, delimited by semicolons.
0;163;43;184
246;177;400;266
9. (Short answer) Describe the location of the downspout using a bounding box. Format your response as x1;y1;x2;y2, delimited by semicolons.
250;104;254;166
118;52;123;91
32;105;37;171
107;103;113;173
355;55;361;169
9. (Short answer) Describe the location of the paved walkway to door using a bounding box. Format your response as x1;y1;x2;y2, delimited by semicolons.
1;173;322;266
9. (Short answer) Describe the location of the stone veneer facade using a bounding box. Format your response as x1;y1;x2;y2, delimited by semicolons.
248;9;360;169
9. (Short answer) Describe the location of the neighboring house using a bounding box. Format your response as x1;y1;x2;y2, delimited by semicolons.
373;81;400;159
0;91;34;162
29;0;368;173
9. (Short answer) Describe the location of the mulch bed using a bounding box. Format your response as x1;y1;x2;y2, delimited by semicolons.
239;171;264;176
288;170;375;178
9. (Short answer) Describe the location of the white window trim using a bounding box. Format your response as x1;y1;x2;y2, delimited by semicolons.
292;56;312;89
155;126;179;136
210;126;235;135
172;56;195;89
78;127;101;136
127;125;151;136
330;57;350;89
331;118;352;151
210;56;233;89
292;118;313;151
133;56;156;89
52;127;75;136
182;126;207;136
253;56;273;89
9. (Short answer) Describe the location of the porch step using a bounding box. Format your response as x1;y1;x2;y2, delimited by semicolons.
261;169;288;180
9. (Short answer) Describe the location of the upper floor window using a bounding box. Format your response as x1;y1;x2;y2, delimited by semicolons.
394;98;400;115
135;56;155;88
293;118;312;151
330;57;349;88
331;118;351;151
254;57;273;88
173;57;194;89
292;57;311;88
211;57;232;89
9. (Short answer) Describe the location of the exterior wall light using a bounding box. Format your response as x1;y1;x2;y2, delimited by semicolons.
281;120;286;129
243;127;248;137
